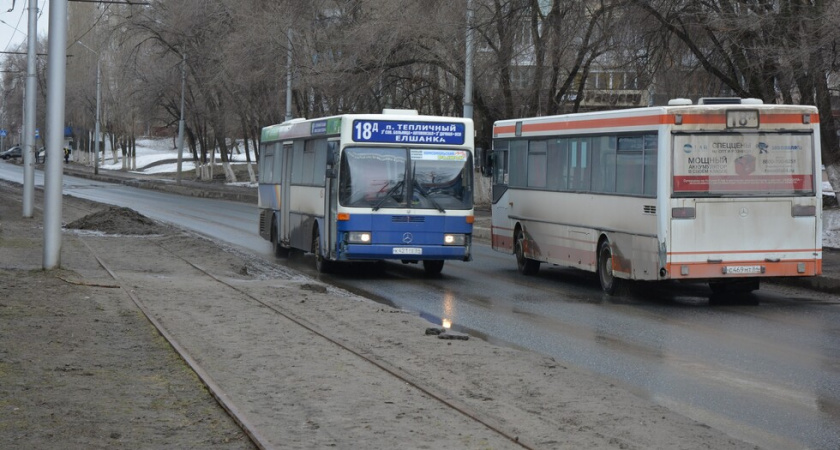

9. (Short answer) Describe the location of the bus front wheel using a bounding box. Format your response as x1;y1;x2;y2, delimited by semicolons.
423;260;444;276
313;230;332;273
515;228;540;275
598;239;621;295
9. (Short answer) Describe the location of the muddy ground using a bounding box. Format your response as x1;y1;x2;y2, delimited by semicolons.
0;180;757;449
0;184;253;449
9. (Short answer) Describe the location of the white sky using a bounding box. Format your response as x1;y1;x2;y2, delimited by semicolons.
0;0;49;53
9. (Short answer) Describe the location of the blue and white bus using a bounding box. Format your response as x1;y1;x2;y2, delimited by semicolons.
258;110;475;274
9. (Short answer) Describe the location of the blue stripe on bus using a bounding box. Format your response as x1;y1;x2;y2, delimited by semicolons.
336;214;472;242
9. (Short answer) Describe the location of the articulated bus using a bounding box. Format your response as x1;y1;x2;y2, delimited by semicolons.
258;110;475;274
490;98;822;294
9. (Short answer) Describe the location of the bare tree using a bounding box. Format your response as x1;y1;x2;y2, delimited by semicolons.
630;0;840;186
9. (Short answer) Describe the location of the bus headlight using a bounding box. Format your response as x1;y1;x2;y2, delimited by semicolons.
347;232;372;244
444;234;466;246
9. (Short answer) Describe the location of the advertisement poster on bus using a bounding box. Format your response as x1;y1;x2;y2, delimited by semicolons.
672;133;814;194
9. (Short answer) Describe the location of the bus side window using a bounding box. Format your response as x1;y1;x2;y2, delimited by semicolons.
590;136;616;193
527;140;547;188
569;139;590;191
616;136;644;195
260;145;273;183
492;141;509;204
312;139;328;186
492;140;509;186
291;141;305;185
547;138;567;191
508;140;528;187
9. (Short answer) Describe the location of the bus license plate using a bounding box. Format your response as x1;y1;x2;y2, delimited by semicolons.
393;247;422;255
724;265;762;274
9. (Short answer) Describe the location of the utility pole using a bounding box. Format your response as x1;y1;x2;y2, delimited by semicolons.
43;0;68;269
463;0;475;120
285;29;293;121
176;52;186;185
21;0;37;217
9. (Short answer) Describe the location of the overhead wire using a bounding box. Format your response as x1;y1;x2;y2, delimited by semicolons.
1;2;26;53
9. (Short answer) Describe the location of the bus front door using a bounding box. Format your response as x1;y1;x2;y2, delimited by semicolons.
280;144;293;246
490;146;514;253
324;141;339;260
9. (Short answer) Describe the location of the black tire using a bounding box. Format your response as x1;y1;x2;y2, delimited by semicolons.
423;260;444;275
598;239;621;295
313;230;332;273
515;228;540;275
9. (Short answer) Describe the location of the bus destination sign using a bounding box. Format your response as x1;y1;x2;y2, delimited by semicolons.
352;120;465;145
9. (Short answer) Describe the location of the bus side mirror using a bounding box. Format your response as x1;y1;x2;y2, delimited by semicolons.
326;142;338;166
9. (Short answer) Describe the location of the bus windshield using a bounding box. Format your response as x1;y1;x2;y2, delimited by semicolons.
340;147;472;210
672;132;815;196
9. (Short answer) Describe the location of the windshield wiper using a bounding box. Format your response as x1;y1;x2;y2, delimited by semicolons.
414;182;445;212
372;179;405;211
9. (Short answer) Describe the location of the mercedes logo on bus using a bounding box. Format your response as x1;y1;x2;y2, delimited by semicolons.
402;232;413;244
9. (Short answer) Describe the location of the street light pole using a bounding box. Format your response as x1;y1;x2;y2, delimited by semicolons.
21;0;37;217
77;40;101;175
285;28;293;121
463;0;474;120
43;0;68;269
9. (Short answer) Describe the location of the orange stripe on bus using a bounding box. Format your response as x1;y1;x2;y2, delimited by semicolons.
668;248;820;256
761;113;819;124
679;113;726;124
495;115;669;135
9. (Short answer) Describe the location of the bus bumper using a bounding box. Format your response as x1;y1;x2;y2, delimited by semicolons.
339;243;472;262
664;259;822;279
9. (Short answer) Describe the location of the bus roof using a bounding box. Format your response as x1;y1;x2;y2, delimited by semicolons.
261;112;474;145
493;102;819;138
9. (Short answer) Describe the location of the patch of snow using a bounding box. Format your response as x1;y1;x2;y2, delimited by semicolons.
93;138;255;180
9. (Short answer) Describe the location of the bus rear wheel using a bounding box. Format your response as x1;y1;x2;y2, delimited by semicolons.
515;228;540;275
598;239;621;295
423;260;444;275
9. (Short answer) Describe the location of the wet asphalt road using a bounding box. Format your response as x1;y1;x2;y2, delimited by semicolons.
2;163;839;449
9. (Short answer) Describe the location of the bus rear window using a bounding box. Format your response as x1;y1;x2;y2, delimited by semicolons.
672;132;814;196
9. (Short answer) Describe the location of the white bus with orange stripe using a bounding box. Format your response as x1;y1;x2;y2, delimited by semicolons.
489;98;822;294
